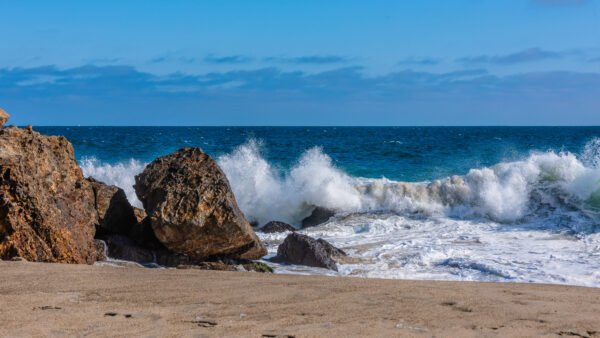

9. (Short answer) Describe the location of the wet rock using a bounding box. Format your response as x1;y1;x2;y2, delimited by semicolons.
0;122;99;263
301;207;335;228
0;108;9;129
134;147;266;260
274;233;345;271
260;221;296;233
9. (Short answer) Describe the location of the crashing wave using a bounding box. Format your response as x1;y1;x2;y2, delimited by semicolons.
79;138;600;231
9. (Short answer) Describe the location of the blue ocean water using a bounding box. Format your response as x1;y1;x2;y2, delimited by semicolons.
38;126;600;182
36;126;600;286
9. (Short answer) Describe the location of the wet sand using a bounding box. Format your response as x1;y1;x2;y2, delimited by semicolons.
1;260;598;337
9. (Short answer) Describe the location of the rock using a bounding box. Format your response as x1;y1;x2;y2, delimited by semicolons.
274;233;345;271
133;147;266;260
0;108;9;129
0;125;99;263
94;239;108;261
87;177;139;236
101;234;155;264
301;207;335;228
260;221;296;233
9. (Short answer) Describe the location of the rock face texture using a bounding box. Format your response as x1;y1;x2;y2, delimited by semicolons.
275;233;346;271
0;125;99;263
260;221;296;233
134;147;266;260
0;109;9;129
301;207;335;229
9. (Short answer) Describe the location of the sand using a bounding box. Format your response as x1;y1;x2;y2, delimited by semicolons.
1;260;598;337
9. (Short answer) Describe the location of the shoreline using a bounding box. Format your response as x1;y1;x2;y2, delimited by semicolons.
1;260;598;337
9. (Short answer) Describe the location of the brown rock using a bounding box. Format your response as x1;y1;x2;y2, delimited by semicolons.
134;147;266;260
0;126;99;263
87;177;138;236
0;108;9;129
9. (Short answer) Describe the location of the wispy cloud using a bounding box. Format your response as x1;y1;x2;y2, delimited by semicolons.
2;64;599;125
265;55;348;64
203;54;253;64
398;57;439;66
457;48;562;65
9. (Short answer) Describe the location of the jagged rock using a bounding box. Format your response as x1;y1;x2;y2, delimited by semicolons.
87;177;139;236
133;147;266;260
301;207;335;228
260;221;296;233
0;123;99;263
0;108;9;129
274;233;345;271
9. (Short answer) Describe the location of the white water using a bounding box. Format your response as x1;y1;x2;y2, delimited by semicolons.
80;139;600;287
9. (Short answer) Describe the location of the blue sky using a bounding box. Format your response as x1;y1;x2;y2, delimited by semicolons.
1;0;599;125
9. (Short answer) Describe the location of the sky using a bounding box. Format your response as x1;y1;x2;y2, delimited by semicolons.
0;0;599;126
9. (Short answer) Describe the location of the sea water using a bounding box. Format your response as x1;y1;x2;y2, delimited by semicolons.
37;126;600;286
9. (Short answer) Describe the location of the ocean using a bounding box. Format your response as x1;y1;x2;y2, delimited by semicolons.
37;126;600;286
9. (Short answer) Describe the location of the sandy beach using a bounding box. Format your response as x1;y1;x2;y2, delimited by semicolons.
1;260;598;337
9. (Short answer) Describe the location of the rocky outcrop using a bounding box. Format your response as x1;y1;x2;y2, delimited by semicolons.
0;123;99;263
274;233;346;271
0;108;9;129
134;147;266;260
301;207;335;228
260;221;296;233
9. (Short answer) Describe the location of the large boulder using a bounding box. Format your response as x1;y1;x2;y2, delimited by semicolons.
260;221;296;233
0;124;99;263
133;147;266;260
274;233;346;271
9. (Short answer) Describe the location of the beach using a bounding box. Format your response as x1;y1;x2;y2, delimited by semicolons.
1;260;598;337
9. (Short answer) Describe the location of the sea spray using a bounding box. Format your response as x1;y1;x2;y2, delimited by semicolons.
79;138;600;230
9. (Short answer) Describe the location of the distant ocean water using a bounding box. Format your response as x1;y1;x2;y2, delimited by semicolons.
37;126;600;286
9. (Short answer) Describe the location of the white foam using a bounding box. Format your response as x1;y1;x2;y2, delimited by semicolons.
217;139;600;228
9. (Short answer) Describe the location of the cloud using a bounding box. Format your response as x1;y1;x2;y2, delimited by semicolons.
1;64;599;125
398;57;439;66
203;54;253;64
458;48;562;65
265;55;347;64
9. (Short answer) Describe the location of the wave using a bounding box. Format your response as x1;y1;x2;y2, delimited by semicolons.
78;138;600;232
217;139;600;230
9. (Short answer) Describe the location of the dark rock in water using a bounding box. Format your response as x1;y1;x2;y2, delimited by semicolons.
133;147;266;260
260;221;296;233
0;108;9;129
101;234;155;264
87;177;139;236
301;207;335;229
176;259;274;273
0;120;99;264
274;233;345;271
317;238;347;258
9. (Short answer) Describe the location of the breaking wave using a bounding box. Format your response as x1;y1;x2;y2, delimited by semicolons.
217;139;600;230
78;138;600;232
